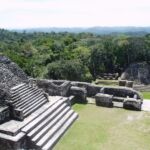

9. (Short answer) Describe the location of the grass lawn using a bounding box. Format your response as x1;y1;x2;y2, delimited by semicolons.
142;92;150;99
55;104;150;150
94;79;118;86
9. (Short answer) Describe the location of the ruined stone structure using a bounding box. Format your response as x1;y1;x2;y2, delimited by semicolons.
0;55;28;88
0;56;78;150
0;56;144;150
121;62;150;84
37;79;143;110
36;79;71;96
0;83;78;150
98;73;119;80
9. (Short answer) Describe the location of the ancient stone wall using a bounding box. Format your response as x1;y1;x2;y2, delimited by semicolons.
0;55;28;88
101;86;142;99
0;84;11;106
35;79;143;103
36;79;71;96
121;62;150;84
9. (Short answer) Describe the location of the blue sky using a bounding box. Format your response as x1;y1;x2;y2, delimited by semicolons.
0;0;150;29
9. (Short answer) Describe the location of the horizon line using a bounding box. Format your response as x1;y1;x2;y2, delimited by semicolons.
2;26;150;30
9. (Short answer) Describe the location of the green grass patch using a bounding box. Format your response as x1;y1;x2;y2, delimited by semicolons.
55;104;150;150
94;79;118;86
141;92;150;99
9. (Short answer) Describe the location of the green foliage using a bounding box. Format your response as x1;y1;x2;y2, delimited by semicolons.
46;59;93;82
0;29;150;82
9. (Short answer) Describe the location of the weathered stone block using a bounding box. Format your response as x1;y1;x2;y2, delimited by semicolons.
68;96;76;106
102;86;142;100
119;80;126;86
123;97;142;110
36;79;71;96
95;93;113;107
0;132;27;150
14;108;24;121
126;81;133;88
0;107;10;124
87;84;102;97
0;83;11;106
70;86;87;103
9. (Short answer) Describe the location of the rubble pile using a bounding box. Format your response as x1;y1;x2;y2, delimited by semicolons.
0;55;28;88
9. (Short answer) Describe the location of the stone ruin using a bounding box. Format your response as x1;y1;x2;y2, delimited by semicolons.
0;55;28;88
36;79;143;110
0;55;78;150
121;62;150;84
0;55;143;150
36;79;71;97
98;73;119;80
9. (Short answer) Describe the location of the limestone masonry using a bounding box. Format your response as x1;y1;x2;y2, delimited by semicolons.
0;55;143;150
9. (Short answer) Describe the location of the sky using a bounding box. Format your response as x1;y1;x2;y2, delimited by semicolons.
0;0;150;29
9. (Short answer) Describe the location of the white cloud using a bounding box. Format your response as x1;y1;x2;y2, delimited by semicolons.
0;0;150;28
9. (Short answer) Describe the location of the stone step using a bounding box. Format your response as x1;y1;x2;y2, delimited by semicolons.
36;109;74;147
12;87;38;102
11;90;29;104
14;90;42;106
23;99;47;117
11;89;44;110
11;84;29;95
11;87;32;101
22;100;65;133
42;113;78;150
31;106;71;143
19;95;45;111
11;83;26;91
16;92;43;108
27;103;68;138
23;97;47;114
29;107;70;142
12;86;35;99
0;131;26;142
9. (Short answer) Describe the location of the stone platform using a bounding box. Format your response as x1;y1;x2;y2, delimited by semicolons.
0;83;78;150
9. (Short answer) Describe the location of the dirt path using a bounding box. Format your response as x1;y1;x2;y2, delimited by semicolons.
142;99;150;111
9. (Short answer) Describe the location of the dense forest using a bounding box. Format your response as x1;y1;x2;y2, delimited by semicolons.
0;29;150;82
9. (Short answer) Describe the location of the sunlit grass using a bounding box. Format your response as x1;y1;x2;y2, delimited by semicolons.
94;79;118;86
142;92;150;99
55;104;150;150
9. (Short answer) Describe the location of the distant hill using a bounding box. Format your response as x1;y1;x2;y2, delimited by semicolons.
12;27;150;35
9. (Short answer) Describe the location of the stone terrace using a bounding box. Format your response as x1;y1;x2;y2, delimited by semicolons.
0;83;78;150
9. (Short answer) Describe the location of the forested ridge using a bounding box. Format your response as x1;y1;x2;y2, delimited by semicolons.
0;29;150;82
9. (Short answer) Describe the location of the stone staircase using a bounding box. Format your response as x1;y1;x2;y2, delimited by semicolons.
21;98;78;150
10;83;48;120
2;83;79;150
